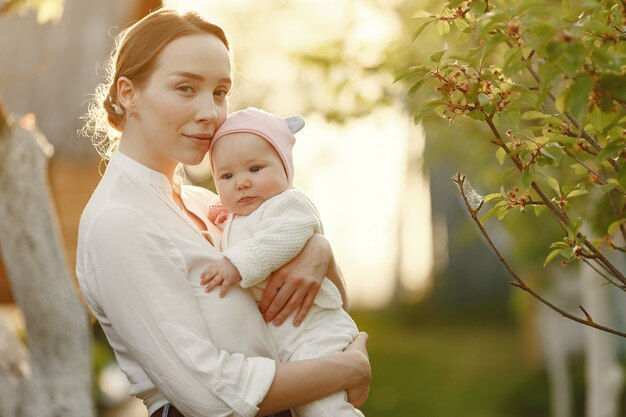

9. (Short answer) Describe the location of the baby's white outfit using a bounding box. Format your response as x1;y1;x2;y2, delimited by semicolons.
220;188;363;417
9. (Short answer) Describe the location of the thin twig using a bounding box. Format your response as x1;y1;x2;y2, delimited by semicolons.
581;258;626;290
579;305;594;323
452;173;626;338
562;148;618;191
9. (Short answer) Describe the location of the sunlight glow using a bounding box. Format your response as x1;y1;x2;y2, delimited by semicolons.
167;0;433;308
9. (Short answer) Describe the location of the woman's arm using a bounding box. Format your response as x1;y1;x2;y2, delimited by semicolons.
82;207;276;417
325;250;349;311
256;332;371;416
259;233;330;326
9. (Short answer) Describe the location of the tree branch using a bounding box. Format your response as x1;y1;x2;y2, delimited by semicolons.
581;258;625;290
524;55;621;172
562;148;625;196
485;117;626;286
452;172;626;338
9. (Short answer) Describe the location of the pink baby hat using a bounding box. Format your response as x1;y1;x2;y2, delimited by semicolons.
210;107;304;185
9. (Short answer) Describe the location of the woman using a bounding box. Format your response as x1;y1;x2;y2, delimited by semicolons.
77;7;370;417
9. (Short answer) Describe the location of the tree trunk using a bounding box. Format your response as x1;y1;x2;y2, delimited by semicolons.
0;314;29;417
0;115;94;417
0;0;136;158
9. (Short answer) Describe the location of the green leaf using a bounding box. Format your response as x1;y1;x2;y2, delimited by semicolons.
533;204;546;216
412;20;435;41
539;144;563;165
502;47;524;77
590;48;621;72
595;140;625;164
408;77;429;97
495;109;520;132
468;110;486;121
589;107;616;132
564;73;593;119
477;93;490;106
567;217;583;238
480;33;509;65
565;189;588;198
496;205;510;220
470;0;487;14
517;0;545;14
560;42;585;78
544;249;563;266
453;18;470;32
496;147;507;165
429;49;447;64
599;183;617;193
412;10;433;19
502;167;517;181
479;201;508;224
547;176;561;197
520;166;536;188
522;110;548;120
560;247;575;260
618;165;626;190
608;218;626;235
394;65;429;83
545;132;577;144
524;21;556;54
435;20;451;36
477;8;509;36
598;74;626;102
550;241;570;249
483;193;504;202
413;99;446;124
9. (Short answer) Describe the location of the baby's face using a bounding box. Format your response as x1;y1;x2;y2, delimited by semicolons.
211;132;289;216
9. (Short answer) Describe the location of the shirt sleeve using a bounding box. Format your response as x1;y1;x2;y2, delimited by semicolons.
82;205;275;417
223;190;322;288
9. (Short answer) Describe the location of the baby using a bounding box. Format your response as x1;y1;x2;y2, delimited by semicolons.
200;107;364;417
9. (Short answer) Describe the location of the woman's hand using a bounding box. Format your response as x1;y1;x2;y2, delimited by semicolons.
343;332;371;408
259;234;330;326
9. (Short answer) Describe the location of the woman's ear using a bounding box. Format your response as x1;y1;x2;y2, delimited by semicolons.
117;76;137;114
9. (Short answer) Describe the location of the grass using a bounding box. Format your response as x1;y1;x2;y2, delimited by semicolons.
351;308;550;417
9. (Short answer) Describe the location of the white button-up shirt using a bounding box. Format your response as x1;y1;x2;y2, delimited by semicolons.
76;151;278;417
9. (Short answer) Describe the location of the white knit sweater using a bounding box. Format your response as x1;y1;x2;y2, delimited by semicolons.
221;188;342;309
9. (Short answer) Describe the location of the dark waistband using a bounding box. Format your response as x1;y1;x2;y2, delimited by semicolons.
151;403;293;417
151;404;184;417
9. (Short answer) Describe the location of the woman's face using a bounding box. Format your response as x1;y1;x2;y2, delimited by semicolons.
129;34;231;172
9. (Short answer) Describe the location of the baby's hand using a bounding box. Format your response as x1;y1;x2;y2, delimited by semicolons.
200;258;242;298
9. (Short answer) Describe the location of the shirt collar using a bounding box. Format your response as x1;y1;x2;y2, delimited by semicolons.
109;151;174;191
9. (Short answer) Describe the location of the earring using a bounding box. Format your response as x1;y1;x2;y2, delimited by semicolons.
129;111;137;119
109;96;124;116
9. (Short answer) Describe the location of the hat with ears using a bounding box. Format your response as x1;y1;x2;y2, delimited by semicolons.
210;107;305;185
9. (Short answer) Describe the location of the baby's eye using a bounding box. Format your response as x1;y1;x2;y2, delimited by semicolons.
221;173;233;180
250;166;262;173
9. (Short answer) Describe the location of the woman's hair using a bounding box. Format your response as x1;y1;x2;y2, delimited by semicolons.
82;8;229;160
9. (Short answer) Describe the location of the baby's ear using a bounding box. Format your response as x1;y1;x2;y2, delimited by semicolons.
284;115;305;134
